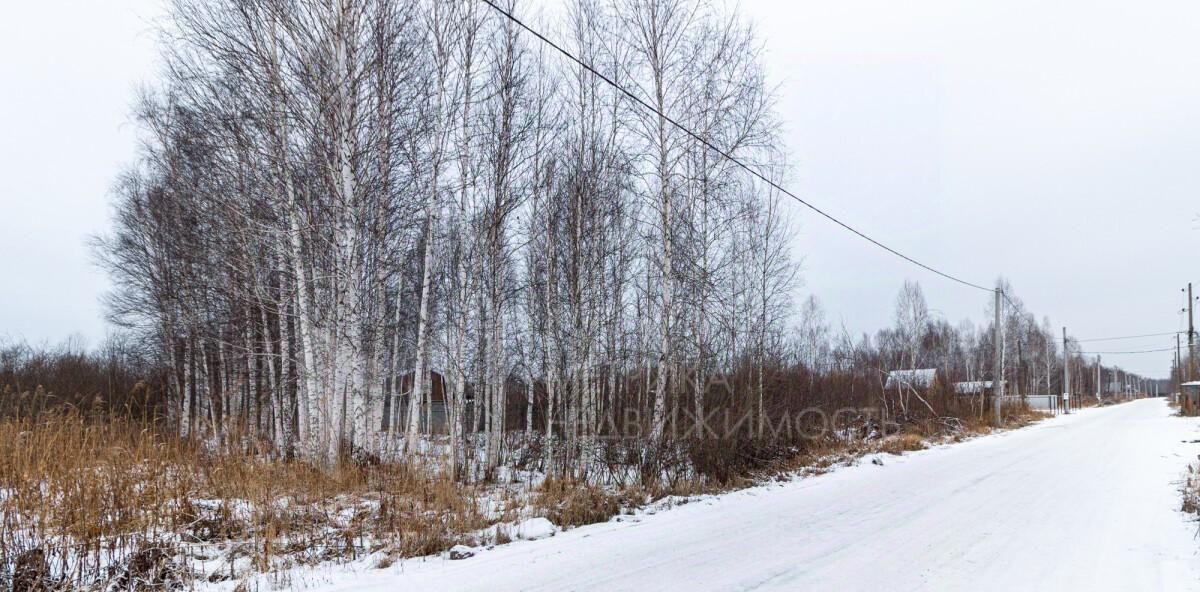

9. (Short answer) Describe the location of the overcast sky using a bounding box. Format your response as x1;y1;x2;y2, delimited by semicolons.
1;0;1198;377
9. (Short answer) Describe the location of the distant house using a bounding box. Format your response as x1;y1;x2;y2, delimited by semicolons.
952;380;1005;396
1181;381;1200;415
388;370;449;433
884;368;938;391
953;380;990;395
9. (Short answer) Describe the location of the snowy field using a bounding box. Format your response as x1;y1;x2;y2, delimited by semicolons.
222;398;1200;591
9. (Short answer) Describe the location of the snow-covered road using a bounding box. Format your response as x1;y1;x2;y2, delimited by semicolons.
302;399;1200;591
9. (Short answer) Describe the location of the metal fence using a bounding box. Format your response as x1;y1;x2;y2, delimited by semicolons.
997;394;1062;414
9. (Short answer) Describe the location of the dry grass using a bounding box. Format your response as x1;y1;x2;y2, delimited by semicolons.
943;402;1047;440
877;433;927;455
536;479;625;528
1183;459;1200;516
1000;404;1047;428
0;411;493;589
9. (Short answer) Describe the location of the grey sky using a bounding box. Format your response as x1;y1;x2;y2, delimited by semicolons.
1;0;1197;376
0;1;160;349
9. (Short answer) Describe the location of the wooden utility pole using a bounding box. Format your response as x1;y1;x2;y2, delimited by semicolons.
1177;333;1183;390
1190;283;1195;382
1065;324;1075;413
1095;356;1101;403
993;289;1003;425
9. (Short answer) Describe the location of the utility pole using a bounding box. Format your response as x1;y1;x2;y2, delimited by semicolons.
1095;356;1101;403
1190;282;1195;382
1045;341;1052;395
1177;334;1183;390
1063;326;1070;414
993;289;1003;425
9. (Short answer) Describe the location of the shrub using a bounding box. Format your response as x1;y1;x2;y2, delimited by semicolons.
537;479;621;528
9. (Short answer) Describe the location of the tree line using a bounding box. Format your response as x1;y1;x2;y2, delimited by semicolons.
0;336;164;420
95;0;1149;483
96;0;792;476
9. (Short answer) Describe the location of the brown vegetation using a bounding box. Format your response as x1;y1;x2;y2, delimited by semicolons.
0;411;498;589
1183;459;1200;516
0;338;166;421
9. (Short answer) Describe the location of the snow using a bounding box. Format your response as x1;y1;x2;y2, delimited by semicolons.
207;399;1200;591
507;517;556;541
475;517;558;548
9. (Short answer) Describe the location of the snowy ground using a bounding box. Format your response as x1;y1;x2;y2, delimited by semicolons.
228;398;1200;591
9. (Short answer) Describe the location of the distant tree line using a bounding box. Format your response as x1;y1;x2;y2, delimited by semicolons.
0;337;165;420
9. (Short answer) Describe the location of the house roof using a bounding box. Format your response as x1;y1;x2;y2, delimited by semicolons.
1181;381;1200;388
885;368;937;390
953;380;993;394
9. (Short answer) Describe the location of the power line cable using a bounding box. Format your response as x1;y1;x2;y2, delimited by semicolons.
1076;331;1182;343
1078;346;1178;355
480;0;993;293
1000;290;1020;311
482;0;1181;360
